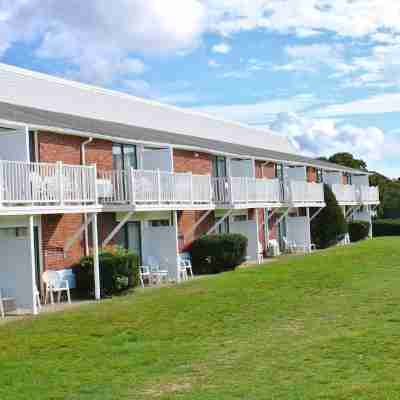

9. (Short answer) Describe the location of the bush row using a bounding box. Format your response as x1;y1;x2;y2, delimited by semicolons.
190;234;248;275
75;246;139;298
348;221;370;242
373;219;400;237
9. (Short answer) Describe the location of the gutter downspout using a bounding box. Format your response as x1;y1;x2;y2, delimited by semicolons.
81;137;93;256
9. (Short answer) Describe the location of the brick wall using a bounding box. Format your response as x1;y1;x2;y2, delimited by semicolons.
174;149;215;250
173;149;213;175
255;161;276;179
307;167;317;183
38;131;115;270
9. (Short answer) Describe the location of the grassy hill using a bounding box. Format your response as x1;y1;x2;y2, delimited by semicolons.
1;238;400;399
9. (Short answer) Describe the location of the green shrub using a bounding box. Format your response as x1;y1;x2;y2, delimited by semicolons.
373;219;400;237
348;220;370;242
75;246;139;297
311;184;348;249
190;234;248;275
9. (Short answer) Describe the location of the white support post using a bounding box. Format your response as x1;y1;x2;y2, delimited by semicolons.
245;177;249;205
92;165;98;205
28;215;38;315
173;211;180;283
102;211;135;247
157;169;161;205
306;207;312;253
207;210;233;235
209;174;213;204
91;213;101;300
57;161;64;206
229;176;234;205
265;208;270;244
0;160;3;208
130;167;136;205
190;172;194;206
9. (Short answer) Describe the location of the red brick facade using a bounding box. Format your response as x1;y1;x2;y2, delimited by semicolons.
37;131;115;271
307;167;317;183
174;149;215;250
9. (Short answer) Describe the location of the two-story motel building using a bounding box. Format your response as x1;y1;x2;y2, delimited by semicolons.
0;63;379;314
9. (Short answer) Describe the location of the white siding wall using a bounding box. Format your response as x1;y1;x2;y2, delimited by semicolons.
285;166;307;181
322;171;342;185
141;224;178;280
229;217;259;261
0;128;29;161
287;216;311;250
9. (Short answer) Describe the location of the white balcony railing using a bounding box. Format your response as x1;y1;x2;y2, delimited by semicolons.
285;181;325;204
213;177;283;205
98;169;213;206
330;184;358;203
358;185;379;204
0;160;97;207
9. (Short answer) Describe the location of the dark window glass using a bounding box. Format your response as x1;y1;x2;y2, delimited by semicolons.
212;156;227;177
112;143;137;170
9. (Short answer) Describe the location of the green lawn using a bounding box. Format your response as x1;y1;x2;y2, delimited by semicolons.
2;238;400;399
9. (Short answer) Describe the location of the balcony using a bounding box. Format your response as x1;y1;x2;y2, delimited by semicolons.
0;160;97;214
330;184;358;205
285;181;325;206
358;185;379;204
213;177;283;207
330;184;380;205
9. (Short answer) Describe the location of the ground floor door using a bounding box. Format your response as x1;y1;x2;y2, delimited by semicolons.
126;222;142;263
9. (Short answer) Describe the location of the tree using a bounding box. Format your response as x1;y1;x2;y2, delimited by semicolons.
325;152;367;171
311;184;348;249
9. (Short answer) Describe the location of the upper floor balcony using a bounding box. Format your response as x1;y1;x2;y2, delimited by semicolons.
330;184;379;205
0;160;98;214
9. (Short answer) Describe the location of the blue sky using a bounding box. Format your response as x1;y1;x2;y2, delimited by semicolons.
1;0;400;177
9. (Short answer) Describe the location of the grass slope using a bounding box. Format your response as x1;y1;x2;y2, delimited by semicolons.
1;238;400;399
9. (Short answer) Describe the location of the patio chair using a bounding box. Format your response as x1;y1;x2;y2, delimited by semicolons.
42;270;71;305
147;256;169;284
0;288;16;319
177;253;194;280
282;237;297;254
257;242;264;264
139;266;151;287
268;239;281;257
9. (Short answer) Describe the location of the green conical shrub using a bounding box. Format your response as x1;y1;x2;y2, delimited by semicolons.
311;184;348;249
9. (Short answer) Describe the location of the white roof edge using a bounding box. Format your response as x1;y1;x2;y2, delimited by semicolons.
0;62;282;139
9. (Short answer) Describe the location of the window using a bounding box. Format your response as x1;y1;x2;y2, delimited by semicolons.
316;169;323;183
275;164;284;180
112;143;137;170
0;227;28;239
212;156;227;178
149;219;170;228
217;217;230;234
233;214;248;222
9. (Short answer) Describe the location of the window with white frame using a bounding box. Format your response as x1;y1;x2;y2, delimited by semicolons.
0;227;28;239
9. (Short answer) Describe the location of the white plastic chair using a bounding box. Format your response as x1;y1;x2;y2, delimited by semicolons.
147;256;169;284
177;254;194;281
0;288;16;319
283;237;297;254
268;239;281;257
139;266;151;287
257;242;264;264
42;271;71;305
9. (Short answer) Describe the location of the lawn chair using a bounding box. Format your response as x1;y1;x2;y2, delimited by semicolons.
282;237;297;254
139;266;151;288
42;270;71;305
177;253;194;281
147;256;169;285
0;288;16;319
257;242;264;264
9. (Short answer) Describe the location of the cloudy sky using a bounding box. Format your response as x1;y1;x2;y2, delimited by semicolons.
1;0;400;177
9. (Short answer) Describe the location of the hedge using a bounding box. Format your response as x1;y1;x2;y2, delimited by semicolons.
190;234;248;275
348;221;370;242
373;219;400;237
75;246;139;297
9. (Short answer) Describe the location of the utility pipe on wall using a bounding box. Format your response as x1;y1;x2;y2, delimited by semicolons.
81;137;93;256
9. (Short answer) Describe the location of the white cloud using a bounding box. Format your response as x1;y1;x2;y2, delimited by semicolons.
194;94;317;125
270;112;386;162
314;93;400;117
208;59;221;68
211;42;231;54
0;0;206;83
